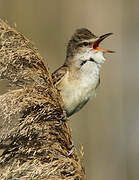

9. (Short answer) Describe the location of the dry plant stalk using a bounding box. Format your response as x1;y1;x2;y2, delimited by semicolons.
0;19;86;180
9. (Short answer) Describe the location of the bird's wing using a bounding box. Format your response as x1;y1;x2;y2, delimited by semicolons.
52;65;68;87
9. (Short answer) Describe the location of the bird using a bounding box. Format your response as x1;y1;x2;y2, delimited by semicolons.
52;28;114;117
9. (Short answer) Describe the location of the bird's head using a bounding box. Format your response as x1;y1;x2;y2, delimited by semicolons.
66;28;114;65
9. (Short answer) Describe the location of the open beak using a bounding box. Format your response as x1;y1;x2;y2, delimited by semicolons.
92;33;115;53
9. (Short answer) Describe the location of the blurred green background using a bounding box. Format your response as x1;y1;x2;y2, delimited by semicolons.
0;0;139;179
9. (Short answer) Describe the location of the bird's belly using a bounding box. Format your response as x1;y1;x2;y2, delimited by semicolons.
60;81;97;117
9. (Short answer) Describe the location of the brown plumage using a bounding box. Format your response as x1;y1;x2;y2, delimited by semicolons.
52;28;97;87
52;65;68;86
52;28;114;117
66;28;97;59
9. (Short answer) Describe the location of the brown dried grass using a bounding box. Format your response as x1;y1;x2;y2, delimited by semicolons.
0;19;86;180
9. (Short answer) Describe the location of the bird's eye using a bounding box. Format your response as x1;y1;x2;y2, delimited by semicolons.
83;42;89;46
78;41;92;47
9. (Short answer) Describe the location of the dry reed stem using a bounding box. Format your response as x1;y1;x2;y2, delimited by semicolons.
0;19;86;180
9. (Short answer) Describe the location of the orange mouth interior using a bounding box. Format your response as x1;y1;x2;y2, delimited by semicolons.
92;33;115;53
93;41;107;52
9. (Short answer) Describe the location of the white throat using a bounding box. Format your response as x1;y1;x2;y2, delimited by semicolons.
75;48;106;65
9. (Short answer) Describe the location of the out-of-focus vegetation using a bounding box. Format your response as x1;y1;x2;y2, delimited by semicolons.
0;0;138;179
